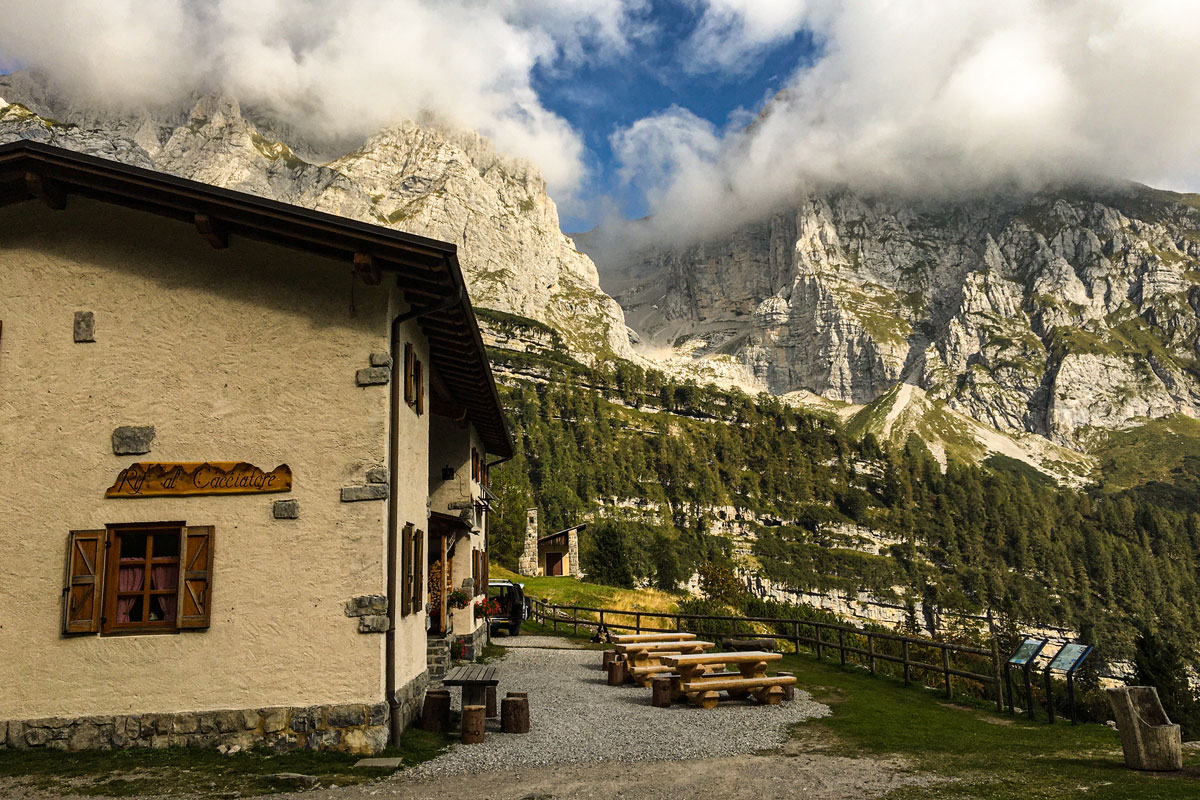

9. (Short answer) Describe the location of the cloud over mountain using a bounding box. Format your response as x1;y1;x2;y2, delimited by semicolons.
0;0;650;197
609;0;1200;249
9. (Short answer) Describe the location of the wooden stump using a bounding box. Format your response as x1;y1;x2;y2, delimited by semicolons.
754;685;785;705
651;676;674;708
420;689;451;732
693;690;720;710
501;695;531;733
602;650;616;672
461;704;486;744
778;671;795;702
486;686;498;718
607;659;626;686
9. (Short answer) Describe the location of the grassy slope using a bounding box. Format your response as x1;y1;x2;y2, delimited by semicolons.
1089;413;1200;491
524;623;1200;799
494;565;682;618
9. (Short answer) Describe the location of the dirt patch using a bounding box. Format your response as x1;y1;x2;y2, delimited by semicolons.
291;750;939;800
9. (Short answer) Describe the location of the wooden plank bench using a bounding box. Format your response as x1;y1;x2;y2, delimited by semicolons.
628;662;730;688
679;674;797;708
611;632;697;645
660;651;789;708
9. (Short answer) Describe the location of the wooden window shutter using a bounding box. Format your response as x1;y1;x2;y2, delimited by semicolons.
63;530;106;634
178;526;214;629
404;343;415;406
414;360;425;416
411;529;424;615
400;522;413;617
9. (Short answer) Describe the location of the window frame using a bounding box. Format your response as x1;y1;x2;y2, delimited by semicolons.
101;521;186;636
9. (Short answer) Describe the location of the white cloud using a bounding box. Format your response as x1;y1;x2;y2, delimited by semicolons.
0;0;649;196
608;0;1200;253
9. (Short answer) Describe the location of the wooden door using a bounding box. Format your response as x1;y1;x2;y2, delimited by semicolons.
546;551;564;577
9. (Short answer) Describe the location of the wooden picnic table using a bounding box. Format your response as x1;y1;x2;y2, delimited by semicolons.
610;632;697;645
441;665;499;708
659;651;792;708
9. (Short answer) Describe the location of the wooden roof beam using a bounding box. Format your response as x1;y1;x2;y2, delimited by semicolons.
25;171;65;210
194;214;228;249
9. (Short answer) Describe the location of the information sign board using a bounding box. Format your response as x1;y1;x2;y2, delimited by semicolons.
1048;643;1090;673
1008;638;1044;666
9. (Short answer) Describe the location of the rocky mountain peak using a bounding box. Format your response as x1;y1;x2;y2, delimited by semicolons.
0;70;633;361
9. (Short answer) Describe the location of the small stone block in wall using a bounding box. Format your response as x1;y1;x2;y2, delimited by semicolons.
272;500;300;519
357;615;389;633
365;467;388;484
355;367;390;386
345;595;388;617
112;425;155;455
341;485;388;502
73;311;95;342
369;352;392;367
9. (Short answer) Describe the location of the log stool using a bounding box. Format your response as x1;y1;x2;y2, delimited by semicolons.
501;692;530;733
778;671;795;702
486;685;498;718
461;704;486;744
602;649;617;672
651;675;674;708
607;658;626;686
420;688;451;732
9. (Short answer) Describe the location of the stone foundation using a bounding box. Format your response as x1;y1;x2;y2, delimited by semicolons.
392;670;428;729
1;700;392;754
454;622;488;662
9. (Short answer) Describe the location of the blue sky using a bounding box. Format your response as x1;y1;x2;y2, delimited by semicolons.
3;1;1199;242
529;3;817;231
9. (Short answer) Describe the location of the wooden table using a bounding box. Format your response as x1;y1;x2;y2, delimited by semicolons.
611;632;698;645
442;665;499;708
660;650;791;708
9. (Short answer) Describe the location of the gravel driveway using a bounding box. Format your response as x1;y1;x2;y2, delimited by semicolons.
408;635;833;778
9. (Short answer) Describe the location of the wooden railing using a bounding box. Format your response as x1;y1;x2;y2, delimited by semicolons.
528;598;1004;711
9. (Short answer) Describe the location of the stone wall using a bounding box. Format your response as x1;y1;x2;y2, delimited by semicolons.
454;622;489;662
518;508;539;576
392;671;429;731
0;701;390;754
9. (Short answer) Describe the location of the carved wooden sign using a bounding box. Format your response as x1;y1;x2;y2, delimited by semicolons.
106;462;292;498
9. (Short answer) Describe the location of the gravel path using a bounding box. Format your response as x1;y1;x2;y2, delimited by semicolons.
407;635;832;778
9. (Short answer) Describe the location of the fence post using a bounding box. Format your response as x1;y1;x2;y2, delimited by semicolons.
868;634;875;675
838;628;846;666
991;637;1004;712
599;609;605;632
793;621;801;655
942;646;952;699
573;606;579;636
675;614;681;632
815;625;823;661
636;612;642;634
553;605;558;632
902;639;910;686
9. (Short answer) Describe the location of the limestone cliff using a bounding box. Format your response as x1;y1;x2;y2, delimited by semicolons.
0;71;632;360
592;189;1200;447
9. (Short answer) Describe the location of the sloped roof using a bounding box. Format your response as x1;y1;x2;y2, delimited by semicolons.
0;140;512;457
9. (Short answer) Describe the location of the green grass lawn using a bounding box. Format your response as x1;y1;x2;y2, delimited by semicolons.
0;727;453;798
523;622;1200;799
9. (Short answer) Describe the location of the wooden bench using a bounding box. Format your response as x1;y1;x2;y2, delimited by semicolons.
660;651;789;708
628;662;730;688
611;632;698;645
680;674;797;708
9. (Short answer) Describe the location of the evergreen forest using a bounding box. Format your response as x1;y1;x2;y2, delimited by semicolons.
482;315;1200;676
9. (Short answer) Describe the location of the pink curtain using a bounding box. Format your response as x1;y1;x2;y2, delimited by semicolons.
116;563;143;622
152;564;178;621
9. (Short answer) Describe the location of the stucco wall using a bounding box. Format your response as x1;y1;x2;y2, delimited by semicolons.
0;198;428;720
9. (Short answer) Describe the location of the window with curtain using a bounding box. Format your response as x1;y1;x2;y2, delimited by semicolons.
62;523;214;636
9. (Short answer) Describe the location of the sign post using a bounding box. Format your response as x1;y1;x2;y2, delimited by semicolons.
1006;637;1048;719
1043;643;1093;725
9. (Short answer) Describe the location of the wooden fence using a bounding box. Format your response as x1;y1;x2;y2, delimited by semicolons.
529;598;1004;711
